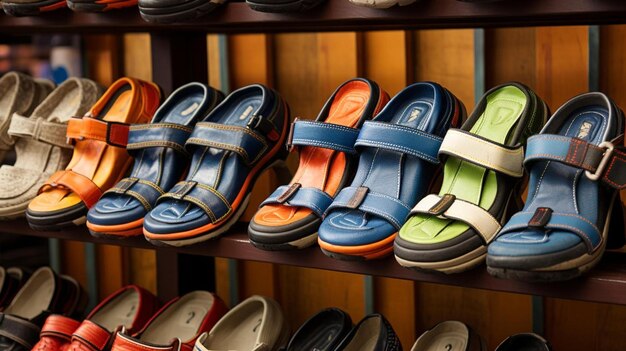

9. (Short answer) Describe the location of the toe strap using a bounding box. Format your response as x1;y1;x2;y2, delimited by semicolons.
104;178;165;211
39;170;102;208
159;181;232;223
0;313;40;350
410;194;502;244
498;209;603;253
326;186;411;229
260;183;333;217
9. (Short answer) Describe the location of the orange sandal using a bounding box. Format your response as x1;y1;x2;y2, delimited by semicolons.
26;77;161;231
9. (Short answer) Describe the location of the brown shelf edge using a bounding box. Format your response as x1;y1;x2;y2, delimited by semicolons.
0;0;625;34
4;218;626;306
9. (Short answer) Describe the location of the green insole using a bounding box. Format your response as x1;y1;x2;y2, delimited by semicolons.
399;86;528;244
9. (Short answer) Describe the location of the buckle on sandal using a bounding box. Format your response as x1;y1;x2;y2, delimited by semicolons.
585;141;614;181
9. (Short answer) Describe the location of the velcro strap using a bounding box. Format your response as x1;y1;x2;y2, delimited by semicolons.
410;194;502;244
186;122;268;165
127;123;192;156
499;211;603;253
525;135;626;189
438;129;524;177
7;114;71;149
287;120;359;153
354;121;442;164
40;170;102;208
160;181;232;223
260;184;334;217
326;186;411;229
105;178;164;211
71;321;112;351
0;313;41;350
40;315;81;339
66;117;129;148
111;333;178;351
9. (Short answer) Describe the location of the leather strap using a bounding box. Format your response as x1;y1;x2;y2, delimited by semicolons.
66;117;130;148
410;194;502;244
0;313;41;350
499;210;603;253
326;186;411;229
40;315;81;340
287;119;359;154
127;123;192;156
525;134;626;189
438;129;525;177
40;170;103;208
160;181;232;223
260;184;334;217
70;321;112;351
105;178;164;211
354;121;442;164
7;114;71;149
186;122;268;165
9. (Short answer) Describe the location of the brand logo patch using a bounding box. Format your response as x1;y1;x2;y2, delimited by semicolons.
407;108;422;122
181;102;200;116
240;106;255;120
577;121;592;139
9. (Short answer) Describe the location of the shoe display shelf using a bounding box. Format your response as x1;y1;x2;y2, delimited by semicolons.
0;0;625;306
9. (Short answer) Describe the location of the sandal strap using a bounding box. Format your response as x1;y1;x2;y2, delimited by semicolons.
499;209;602;253
186;122;268;165
326;186;411;229
0;313;41;350
159;181;232;223
127;123;192;156
525;134;626;189
40;315;81;340
7;114;71;149
70;321;112;351
261;183;334;217
354;121;442;164
66;117;130;148
410;194;501;244
287;119;359;154
438;129;525;177
40;170;102;208
105;178;164;211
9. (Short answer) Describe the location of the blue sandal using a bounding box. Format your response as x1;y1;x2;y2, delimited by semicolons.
487;92;626;281
87;83;224;237
317;82;464;260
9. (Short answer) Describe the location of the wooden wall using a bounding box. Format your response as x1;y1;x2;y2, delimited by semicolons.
63;26;626;351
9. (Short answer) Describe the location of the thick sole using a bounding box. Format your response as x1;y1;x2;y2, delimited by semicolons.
0;202;30;220
348;0;416;9
3;0;65;15
487;193;618;282
250;231;319;251
68;0;136;11
318;233;396;261
26;202;88;231
139;0;222;23
246;0;325;13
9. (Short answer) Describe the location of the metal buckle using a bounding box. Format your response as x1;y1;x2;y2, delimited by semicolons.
585;141;615;181
246;114;263;130
286;118;299;152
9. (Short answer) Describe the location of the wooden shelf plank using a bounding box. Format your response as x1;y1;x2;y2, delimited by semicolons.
4;219;626;306
0;0;626;34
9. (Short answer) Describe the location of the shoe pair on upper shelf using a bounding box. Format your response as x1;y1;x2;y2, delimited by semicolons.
2;0;136;16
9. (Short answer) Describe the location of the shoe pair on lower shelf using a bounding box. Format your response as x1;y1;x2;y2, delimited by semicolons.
2;0;137;16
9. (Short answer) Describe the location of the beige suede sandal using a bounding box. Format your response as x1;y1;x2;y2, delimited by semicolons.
0;78;102;218
0;72;54;165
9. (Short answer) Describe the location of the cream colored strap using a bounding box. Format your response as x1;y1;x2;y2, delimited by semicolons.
8;114;71;149
411;194;502;244
438;129;524;177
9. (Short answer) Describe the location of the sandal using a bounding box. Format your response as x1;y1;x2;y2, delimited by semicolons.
26;77;161;231
394;82;548;274
249;78;389;250
86;83;224;238
0;72;53;163
143;84;290;247
0;78;102;219
487;92;626;281
286;308;352;351
317;82;464;260
2;0;66;15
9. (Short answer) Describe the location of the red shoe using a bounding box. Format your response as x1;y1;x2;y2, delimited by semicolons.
32;285;159;351
111;291;228;351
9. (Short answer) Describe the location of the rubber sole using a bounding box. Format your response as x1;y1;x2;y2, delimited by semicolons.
250;231;319;251
0;202;29;220
318;233;396;261
486;193;618;282
3;0;65;16
348;0;416;9
68;0;136;12
139;0;222;23
26;202;88;231
246;0;325;13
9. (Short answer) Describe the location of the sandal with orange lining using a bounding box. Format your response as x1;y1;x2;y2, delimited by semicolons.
248;78;389;250
26;77;161;232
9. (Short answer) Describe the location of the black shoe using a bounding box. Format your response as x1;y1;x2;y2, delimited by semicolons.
246;0;325;13
286;308;352;351
334;314;401;351
495;333;552;351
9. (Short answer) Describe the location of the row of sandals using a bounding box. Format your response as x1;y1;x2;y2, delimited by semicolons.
0;266;551;351
0;72;624;282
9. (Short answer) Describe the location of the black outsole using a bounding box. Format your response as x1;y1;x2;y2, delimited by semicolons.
486;266;586;282
139;1;220;24
88;227;143;240
249;239;298;251
26;203;87;231
246;0;325;13
3;0;64;16
320;248;366;261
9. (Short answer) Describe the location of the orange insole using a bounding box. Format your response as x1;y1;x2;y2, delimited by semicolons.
253;81;377;227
